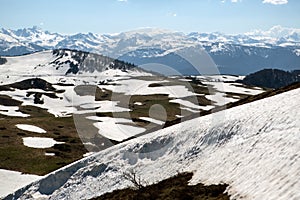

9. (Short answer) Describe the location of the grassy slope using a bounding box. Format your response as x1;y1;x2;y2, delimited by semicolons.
91;172;229;200
0;105;87;175
1;78;298;175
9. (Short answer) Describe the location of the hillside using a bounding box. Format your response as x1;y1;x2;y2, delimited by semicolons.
93;172;229;200
240;69;300;89
5;85;300;200
0;49;142;76
0;50;273;198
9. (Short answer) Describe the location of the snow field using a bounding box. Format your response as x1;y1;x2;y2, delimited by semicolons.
6;88;299;200
0;169;42;198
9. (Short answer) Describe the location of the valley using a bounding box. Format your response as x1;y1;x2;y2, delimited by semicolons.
0;49;276;198
0;50;266;176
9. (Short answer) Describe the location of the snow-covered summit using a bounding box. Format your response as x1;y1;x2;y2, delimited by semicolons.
1;25;300;57
1;26;64;48
5;86;300;200
0;49;146;76
115;27;184;37
245;25;300;41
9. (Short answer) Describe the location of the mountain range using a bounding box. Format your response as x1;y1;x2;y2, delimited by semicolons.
1;26;300;200
1;26;300;75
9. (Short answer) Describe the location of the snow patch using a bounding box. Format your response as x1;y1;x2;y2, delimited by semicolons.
22;137;64;149
133;102;143;106
45;153;55;156
0;105;29;117
16;124;46;133
139;117;165;125
100;79;196;98
170;99;214;111
87;116;146;141
293;49;300;56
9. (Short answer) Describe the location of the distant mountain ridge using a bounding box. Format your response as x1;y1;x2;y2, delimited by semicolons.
1;26;300;75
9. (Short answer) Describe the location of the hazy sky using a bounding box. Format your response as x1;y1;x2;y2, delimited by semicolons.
1;0;299;34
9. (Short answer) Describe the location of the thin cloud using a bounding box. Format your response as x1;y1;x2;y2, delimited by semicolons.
167;12;177;17
220;0;242;3
117;0;128;2
262;0;288;5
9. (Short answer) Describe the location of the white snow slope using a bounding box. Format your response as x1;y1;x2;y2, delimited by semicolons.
0;170;41;198
5;88;300;200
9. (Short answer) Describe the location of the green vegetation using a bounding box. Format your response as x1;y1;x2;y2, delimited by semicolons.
1;76;290;176
93;77;219;130
95;93;183;131
0;105;87;175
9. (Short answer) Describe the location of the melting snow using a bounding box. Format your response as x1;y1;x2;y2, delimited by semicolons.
207;82;263;95
100;79;197;98
0;105;29;117
87;116;146;141
16;124;46;133
139;117;165;125
170;99;214;110
83;152;95;157
77;100;130;114
197;75;245;82
206;93;237;106
0;73;263;118
133;102;143;106
22;137;64;149
7;88;300;200
45;153;55;156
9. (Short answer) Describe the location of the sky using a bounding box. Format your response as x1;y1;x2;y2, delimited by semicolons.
0;0;299;34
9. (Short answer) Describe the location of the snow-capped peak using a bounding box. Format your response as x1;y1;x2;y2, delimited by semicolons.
0;26;300;75
112;27;184;37
245;25;300;41
1;26;300;58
